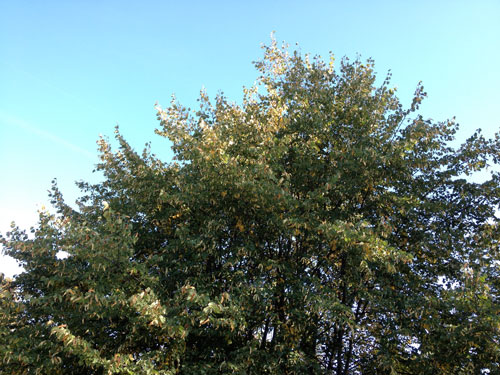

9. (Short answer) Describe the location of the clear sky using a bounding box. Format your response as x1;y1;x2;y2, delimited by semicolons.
1;0;499;277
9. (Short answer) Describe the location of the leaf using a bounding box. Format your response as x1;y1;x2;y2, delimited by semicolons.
235;219;244;232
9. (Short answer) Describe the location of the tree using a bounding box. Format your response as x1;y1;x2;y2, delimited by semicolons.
2;38;500;374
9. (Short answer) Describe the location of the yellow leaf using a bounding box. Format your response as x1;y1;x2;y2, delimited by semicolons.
236;219;244;232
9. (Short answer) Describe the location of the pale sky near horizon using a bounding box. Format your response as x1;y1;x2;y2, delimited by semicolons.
1;0;500;277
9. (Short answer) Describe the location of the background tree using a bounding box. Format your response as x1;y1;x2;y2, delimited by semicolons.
2;39;500;374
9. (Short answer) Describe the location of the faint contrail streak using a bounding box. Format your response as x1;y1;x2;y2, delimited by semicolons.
0;110;95;160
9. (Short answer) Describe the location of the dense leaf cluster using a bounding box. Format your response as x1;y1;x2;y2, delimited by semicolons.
2;40;500;374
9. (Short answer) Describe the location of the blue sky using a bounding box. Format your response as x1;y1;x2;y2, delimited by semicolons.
1;0;499;276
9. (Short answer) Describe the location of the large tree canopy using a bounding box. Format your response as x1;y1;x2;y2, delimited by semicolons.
2;40;500;374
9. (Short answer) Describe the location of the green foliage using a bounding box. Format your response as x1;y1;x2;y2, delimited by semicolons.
2;38;500;374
